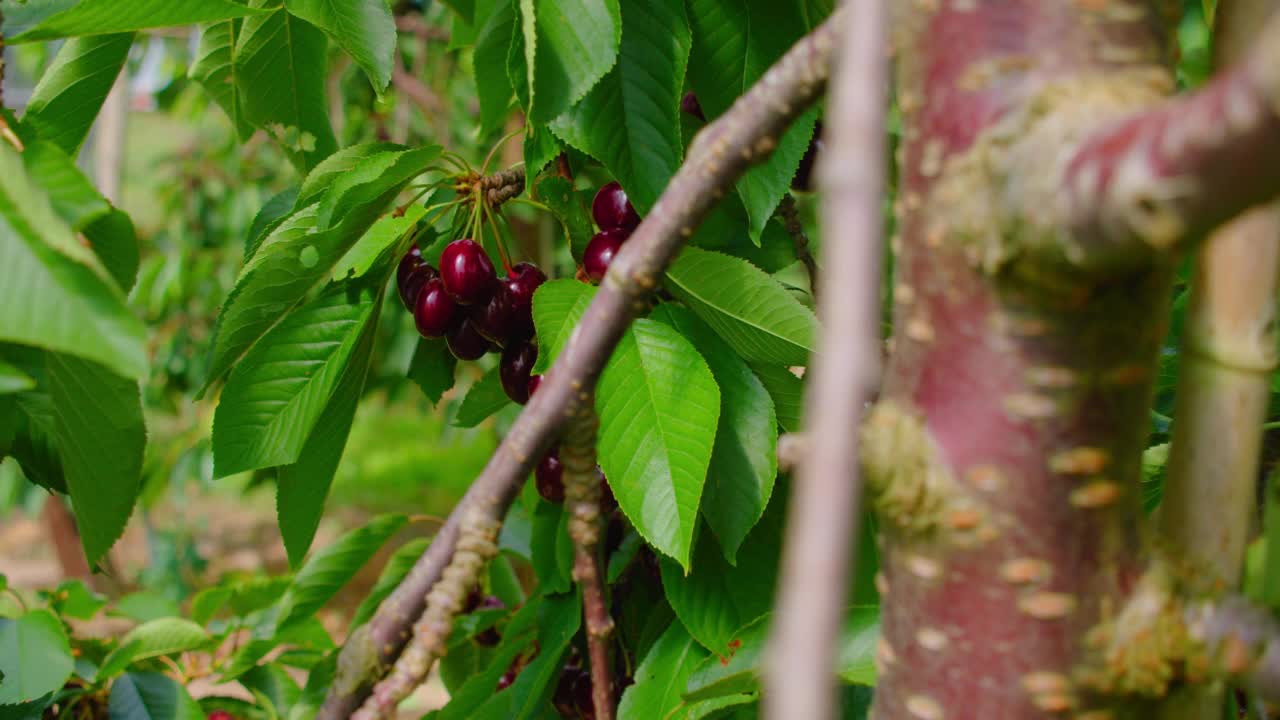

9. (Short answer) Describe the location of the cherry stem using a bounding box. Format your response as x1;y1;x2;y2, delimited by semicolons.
484;197;514;274
481;128;524;176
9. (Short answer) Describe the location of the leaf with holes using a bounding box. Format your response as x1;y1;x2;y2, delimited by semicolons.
212;277;382;478
597;318;719;569
549;0;689;212
665;247;816;366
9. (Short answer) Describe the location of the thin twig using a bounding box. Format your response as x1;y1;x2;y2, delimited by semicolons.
561;405;615;720
318;14;842;717
779;194;818;296
764;3;885;720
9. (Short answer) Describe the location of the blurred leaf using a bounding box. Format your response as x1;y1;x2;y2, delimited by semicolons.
350;537;431;627
454;366;514;428
408;337;457;406
597;318;719;568
530;279;596;374
659;497;781;653
47;353;144;566
665;247;816;366
84;210;140;293
5;0;264;41
618;623;708;720
0;610;73;704
98;619;211;679
240;663;301;717
44;579;106;620
112;592;181;624
0;143;146;379
107;672;204;720
549;0;689;212
749;363;803;432
191;19;252;138
286;0;396;91
654;305;777;562
22;33;133;156
234;4;337;170
273;514;408;635
441;0;476;23
534;175;593;263
212;278;382;478
0;361;34;394
276;299;380;567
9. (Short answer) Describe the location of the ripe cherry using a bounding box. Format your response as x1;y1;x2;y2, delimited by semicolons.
474;594;505;647
527;374;543;398
536;452;565;503
501;342;538;404
591;181;640;231
572;671;596;719
440;238;497;305
447;317;490;360
397;245;436;310
553;666;585;718
497;667;518;691
583;228;627;282
414;278;458;338
207;712;235;720
505;262;547;339
472;286;516;346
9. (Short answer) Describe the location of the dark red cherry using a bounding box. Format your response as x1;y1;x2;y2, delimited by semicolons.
440;238;497;305
497;667;518;691
528;374;543;398
583;228;627;282
207;713;235;720
681;91;705;121
414;278;458;338
463;586;484;613
500;342;538;404
553;667;583;718
505;263;547;339
472;286;516;346
447;317;489;360
397;245;436;310
536;452;565;503
572;671;596;719
591;182;640;231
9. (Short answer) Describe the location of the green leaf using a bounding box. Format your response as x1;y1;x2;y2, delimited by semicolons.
0;361;34;394
84;210;140;293
44;579;106;620
429;598;543;720
108;672;204;720
653;305;777;562
618;623;709;720
665;247;815;366
0;143;146;379
48;353;145;566
205;146;437;388
112;591;180;624
549;0;689;212
454;366;514;428
530;279;596;374
22;33;133;156
273;514;408;635
6;0;265;42
275;298;380;567
473;0;516;136
407;337;457;406
529;501;574;594
240;663;301;717
98;619;211;679
441;0;476;23
0;610;73;704
522;122;562;176
350;537;430;627
295;143;398;207
659;498;782;653
684;606;880;702
686;0;813;241
244;187;301;263
521;0;620;123
504;593;582;719
234;4;338;170
749;363;803;432
333;203;427;280
534;175;593;262
285;0;396;92
191;20;252;139
212;278;382;478
597;318;719;568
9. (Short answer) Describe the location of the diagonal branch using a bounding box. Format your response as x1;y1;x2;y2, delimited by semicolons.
317;13;843;718
763;2;884;719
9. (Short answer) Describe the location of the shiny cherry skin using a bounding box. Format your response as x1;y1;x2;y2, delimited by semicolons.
591;182;640;231
414;277;458;338
472;286;516;346
397;245;437;310
496;667;518;691
447;317;490;360
500;342;538;404
536;452;565;503
583;228;627;282
505;263;547;339
440;238;497;305
527;374;543;398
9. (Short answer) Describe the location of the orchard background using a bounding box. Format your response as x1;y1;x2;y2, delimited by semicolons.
0;1;1277;719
